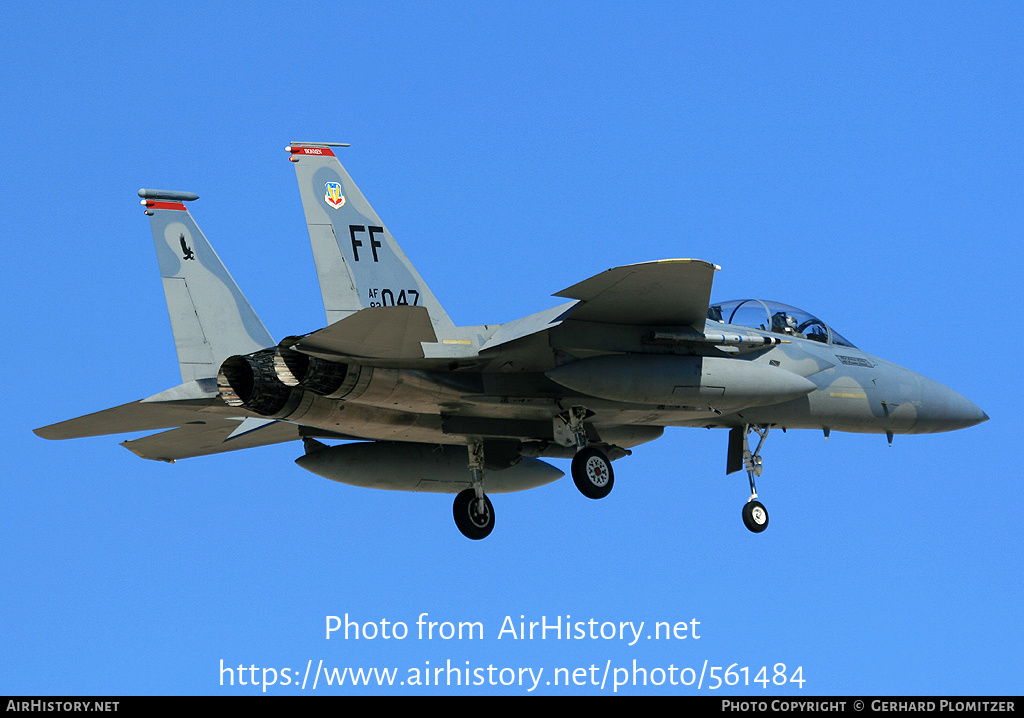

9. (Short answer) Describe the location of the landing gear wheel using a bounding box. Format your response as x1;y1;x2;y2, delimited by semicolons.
742;500;769;533
453;489;494;540
571;447;614;499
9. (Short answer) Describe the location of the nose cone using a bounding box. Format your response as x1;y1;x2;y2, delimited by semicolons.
913;377;989;433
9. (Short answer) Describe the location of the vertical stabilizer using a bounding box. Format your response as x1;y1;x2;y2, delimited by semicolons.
140;190;274;383
286;143;454;332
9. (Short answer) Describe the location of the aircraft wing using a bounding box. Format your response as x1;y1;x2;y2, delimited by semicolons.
555;259;719;328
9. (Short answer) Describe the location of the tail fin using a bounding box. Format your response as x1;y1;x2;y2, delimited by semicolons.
140;189;274;383
286;143;454;332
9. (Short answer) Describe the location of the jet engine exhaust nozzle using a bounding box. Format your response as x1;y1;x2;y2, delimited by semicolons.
217;349;292;416
274;342;350;397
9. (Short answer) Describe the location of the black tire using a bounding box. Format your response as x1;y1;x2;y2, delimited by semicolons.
452;489;494;540
742;500;769;533
571;447;614;499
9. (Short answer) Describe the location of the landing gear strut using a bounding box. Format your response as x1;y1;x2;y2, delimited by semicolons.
730;425;770;533
453;441;495;540
562;406;615;499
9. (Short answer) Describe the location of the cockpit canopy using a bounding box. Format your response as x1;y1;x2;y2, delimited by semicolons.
708;299;857;348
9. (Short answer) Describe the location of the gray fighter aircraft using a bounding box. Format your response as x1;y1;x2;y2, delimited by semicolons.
35;143;988;539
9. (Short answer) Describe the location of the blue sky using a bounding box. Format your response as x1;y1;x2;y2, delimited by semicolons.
2;2;1021;695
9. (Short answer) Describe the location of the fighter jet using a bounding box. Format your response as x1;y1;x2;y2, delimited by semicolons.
34;143;988;539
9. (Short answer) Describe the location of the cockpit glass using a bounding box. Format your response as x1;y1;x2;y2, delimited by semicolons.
707;299;857;348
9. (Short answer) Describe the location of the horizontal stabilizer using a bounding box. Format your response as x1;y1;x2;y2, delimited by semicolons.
294;305;438;360
34;397;225;440
121;419;301;462
555;259;719;328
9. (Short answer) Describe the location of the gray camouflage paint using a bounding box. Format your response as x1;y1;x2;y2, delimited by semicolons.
291;145;454;331
35;146;988;509
147;205;274;382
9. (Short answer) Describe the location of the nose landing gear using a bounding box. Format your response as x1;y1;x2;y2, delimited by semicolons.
729;424;771;533
742;499;769;532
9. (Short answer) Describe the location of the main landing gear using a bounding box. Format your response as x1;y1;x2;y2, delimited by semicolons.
572;447;614;499
563;406;615;500
452;487;494;540
451;407;617;540
453;441;495;540
730;424;770;533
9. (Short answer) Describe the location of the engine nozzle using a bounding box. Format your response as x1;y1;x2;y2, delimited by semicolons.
217;349;292;416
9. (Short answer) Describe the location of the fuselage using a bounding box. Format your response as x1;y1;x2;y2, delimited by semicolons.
694;325;988;435
243;299;986;451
